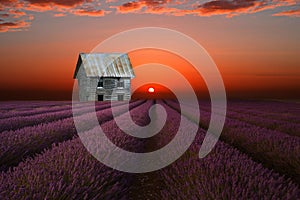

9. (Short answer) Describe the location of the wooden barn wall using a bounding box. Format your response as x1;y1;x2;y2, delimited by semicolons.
96;78;131;101
77;66;89;101
87;77;98;101
77;71;132;101
77;66;97;101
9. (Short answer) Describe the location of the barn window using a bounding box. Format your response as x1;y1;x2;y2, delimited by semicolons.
104;79;115;89
97;79;103;88
117;81;124;88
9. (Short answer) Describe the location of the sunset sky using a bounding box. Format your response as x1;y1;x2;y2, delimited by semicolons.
0;0;299;100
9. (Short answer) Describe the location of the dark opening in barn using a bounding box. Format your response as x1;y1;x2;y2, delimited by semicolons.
98;95;104;101
118;94;124;101
97;79;103;88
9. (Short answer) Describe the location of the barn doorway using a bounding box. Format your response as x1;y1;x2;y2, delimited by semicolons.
118;94;124;101
98;95;104;101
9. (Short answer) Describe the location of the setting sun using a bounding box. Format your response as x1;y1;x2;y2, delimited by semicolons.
148;87;155;93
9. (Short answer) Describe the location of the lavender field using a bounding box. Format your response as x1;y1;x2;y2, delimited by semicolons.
0;100;299;199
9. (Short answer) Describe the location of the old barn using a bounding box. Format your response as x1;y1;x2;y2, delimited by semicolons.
73;53;135;101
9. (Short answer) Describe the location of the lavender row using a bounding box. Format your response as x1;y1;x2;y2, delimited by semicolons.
0;101;124;133
166;100;300;184
95;100;154;153
198;105;300;137
0;104;71;120
0;100;144;172
227;99;300;112
0;101;71;112
188;100;300;124
196;104;300;136
226;100;300;123
0;101;103;119
228;109;299;136
0;101;154;199
227;106;300;124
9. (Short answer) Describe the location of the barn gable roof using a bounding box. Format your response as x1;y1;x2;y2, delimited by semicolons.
73;53;135;79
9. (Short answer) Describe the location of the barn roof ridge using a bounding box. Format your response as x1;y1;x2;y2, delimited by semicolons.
73;52;135;79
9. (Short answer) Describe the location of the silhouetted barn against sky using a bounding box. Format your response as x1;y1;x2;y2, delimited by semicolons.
73;53;135;101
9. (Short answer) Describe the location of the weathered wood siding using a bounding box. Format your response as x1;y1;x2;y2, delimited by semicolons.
77;66;97;101
77;66;89;101
77;69;131;101
96;78;131;101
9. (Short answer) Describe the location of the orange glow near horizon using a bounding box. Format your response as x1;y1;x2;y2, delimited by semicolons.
128;48;210;99
128;48;299;99
132;83;176;99
0;45;299;100
0;35;299;100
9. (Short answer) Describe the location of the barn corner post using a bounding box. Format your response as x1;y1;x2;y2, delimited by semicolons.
73;53;135;102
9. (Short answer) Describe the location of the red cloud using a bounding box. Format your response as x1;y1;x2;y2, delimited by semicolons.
115;0;181;14
273;8;300;17
72;8;107;17
189;0;297;17
117;1;143;13
198;0;257;13
23;0;90;12
0;0;18;3
0;20;30;32
0;13;9;18
25;0;87;7
145;5;186;16
143;0;173;7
